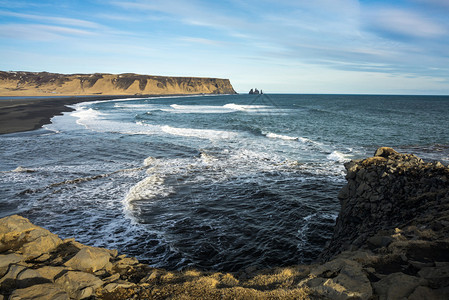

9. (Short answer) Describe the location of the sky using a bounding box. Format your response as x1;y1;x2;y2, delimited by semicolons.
1;0;449;94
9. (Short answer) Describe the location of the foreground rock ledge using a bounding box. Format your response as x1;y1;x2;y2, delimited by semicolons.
1;147;449;299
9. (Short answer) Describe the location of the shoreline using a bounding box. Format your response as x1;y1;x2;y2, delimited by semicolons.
0;94;210;135
1;148;448;299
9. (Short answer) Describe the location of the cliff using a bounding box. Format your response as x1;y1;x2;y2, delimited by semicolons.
0;71;237;96
1;148;448;299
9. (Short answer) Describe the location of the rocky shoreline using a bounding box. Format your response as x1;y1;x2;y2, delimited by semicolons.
1;147;448;299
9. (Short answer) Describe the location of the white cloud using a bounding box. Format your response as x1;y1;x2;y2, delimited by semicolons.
0;10;101;28
365;8;447;38
0;24;95;40
178;37;224;46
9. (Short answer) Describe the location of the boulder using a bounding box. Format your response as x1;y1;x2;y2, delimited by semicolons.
0;215;62;259
34;266;68;282
64;246;112;272
372;272;426;300
55;271;103;299
0;264;53;291
103;281;136;293
408;286;449;300
418;264;449;288
0;264;28;292
9;283;69;300
374;147;398;158
0;253;24;277
300;258;372;299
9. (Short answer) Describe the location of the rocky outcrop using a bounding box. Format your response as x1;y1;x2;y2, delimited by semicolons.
321;147;449;260
0;215;149;299
1;148;449;299
0;71;237;96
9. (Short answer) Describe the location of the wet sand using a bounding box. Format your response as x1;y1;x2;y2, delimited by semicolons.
0;94;177;134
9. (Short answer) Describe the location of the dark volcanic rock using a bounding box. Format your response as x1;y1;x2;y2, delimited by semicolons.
321;147;449;260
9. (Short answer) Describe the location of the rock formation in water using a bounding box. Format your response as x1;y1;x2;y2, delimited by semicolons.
1;147;448;299
0;71;237;96
249;88;260;94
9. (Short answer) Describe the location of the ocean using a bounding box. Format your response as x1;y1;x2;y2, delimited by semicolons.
1;94;449;272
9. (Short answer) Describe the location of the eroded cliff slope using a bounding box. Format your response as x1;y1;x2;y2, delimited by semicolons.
0;71;237;96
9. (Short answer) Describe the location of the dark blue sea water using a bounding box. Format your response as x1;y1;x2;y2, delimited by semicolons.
1;94;449;271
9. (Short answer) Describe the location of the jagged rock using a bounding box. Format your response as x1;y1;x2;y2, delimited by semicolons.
64;246;112;273
408;286;449;300
0;253;23;277
15;268;51;288
367;235;394;249
372;272;426;300
0;264;28;292
1;264;56;291
103;281;136;293
54;271;103;299
418;264;449;288
103;272;120;283
34;266;67;282
112;256;140;275
9;283;69;300
334;250;380;265
300;258;372;299
0;215;62;259
321;147;449;260
374;147;399;158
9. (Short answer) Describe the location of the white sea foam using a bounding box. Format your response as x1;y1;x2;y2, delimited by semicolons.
161;125;237;139
114;103;154;109
223;103;270;111
81;94;208;106
200;152;218;164
264;132;299;141
166;104;234;114
161;103;278;114
72;107;105;123
70;106;111;131
327;151;352;163
143;156;158;167
123;175;173;206
298;137;320;145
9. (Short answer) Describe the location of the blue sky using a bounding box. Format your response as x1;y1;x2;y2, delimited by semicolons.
1;0;449;94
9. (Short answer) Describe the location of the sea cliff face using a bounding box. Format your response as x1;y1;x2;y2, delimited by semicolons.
1;148;448;299
0;71;237;96
321;147;449;260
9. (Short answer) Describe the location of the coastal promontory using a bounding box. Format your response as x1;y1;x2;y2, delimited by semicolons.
0;71;237;134
1;148;448;299
0;71;237;96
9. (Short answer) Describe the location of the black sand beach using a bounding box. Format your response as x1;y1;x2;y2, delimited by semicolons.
0;95;177;134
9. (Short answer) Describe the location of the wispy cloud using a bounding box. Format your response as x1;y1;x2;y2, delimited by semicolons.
0;10;101;28
0;24;95;40
365;8;447;39
178;37;225;46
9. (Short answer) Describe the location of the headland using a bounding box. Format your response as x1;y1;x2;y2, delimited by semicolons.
0;71;237;134
1;147;448;299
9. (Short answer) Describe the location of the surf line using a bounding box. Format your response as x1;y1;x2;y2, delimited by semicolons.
19;166;148;195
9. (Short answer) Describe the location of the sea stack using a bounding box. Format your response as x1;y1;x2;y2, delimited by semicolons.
249;88;260;94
